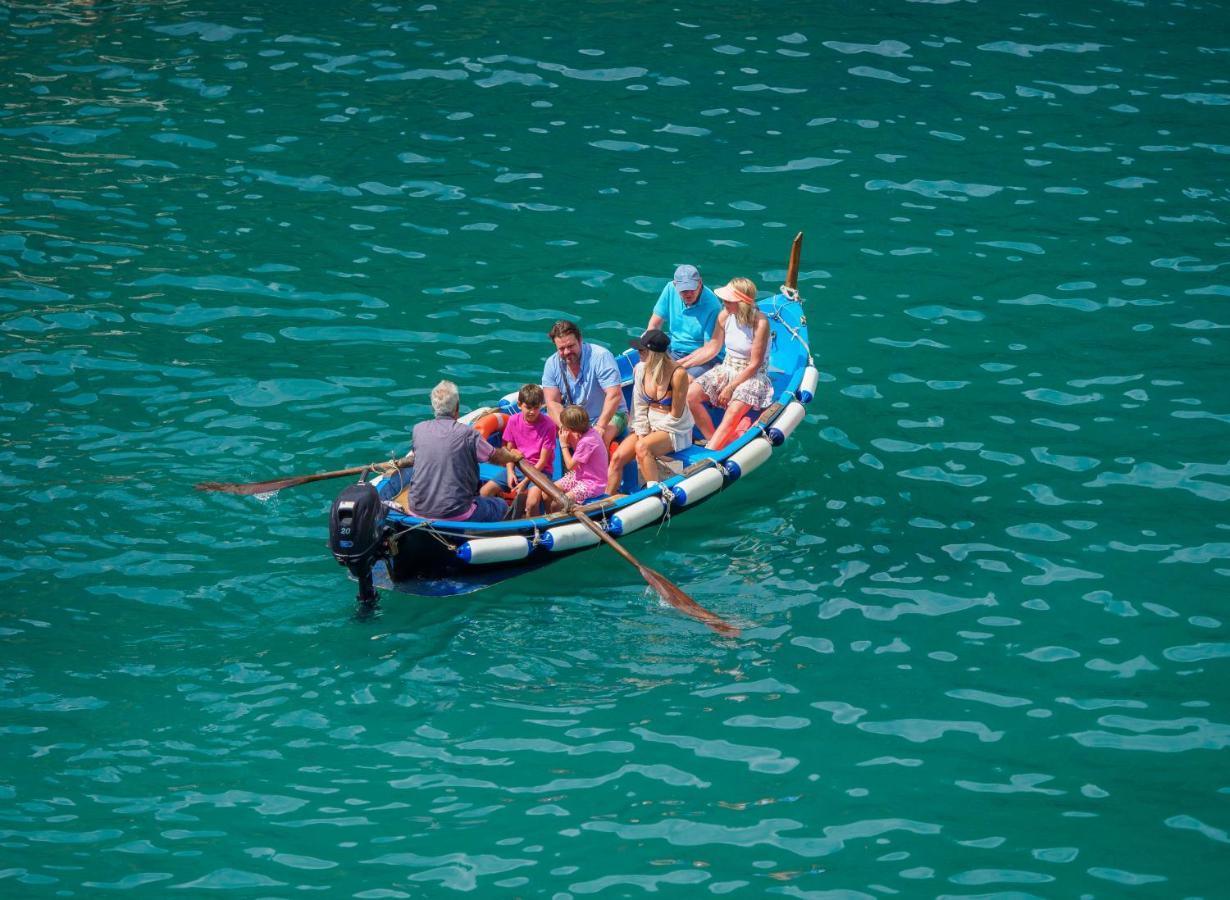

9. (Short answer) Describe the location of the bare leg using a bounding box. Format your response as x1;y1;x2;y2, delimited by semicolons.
600;420;620;448
606;433;639;494
525;485;543;516
710;401;750;451
479;480;503;497
687;382;715;441
634;431;676;486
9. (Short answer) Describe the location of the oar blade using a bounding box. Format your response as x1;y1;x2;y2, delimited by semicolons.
517;459;738;635
194;477;303;495
639;564;740;637
194;456;411;496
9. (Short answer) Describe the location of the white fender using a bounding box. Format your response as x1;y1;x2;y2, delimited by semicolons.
725;436;773;481
541;521;601;553
671;466;725;508
608;495;666;536
767;401;806;446
798;366;819;404
456;535;532;565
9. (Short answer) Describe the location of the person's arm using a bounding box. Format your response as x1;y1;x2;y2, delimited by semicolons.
542;356;564;425
543;388;564;426
647;285;670;334
529;448;550;473
596;385;622;434
678;311;726;368
533;422;558;471
669;365;691;420
718;315;770;405
559;433;576;472
631;365;650;435
592;348;625;435
489;445;524;466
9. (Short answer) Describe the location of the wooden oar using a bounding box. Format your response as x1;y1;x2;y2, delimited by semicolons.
516;460;739;637
195;454;413;495
785;231;803;291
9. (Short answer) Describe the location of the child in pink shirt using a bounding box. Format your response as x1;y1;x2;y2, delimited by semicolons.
480;384;557;500
526;404;609;514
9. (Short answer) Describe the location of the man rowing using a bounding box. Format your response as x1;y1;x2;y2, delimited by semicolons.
407;380;524;522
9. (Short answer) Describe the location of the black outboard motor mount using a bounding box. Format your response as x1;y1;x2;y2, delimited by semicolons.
329;482;387;604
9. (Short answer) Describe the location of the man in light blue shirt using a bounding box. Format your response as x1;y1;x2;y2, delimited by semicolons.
646;263;722;379
542;319;627;447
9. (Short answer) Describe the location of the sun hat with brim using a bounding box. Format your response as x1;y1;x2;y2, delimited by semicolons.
715;282;756;305
672;264;701;292
629;328;671;353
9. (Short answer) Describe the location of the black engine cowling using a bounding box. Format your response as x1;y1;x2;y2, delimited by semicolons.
328;482;386;602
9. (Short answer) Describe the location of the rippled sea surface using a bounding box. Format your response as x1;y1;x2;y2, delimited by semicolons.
3;0;1228;895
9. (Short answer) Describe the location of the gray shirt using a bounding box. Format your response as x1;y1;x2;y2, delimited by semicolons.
408;415;494;519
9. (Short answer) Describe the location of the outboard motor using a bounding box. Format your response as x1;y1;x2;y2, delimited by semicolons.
329;482;386;604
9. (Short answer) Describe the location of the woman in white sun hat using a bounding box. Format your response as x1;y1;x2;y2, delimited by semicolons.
685;276;773;450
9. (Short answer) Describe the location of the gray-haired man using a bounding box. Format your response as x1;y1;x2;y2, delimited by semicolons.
407;380;523;522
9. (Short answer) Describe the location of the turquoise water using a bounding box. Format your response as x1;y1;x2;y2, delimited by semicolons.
3;0;1228;895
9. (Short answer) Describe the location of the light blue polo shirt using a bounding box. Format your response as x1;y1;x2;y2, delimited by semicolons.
652;283;722;357
542;342;626;423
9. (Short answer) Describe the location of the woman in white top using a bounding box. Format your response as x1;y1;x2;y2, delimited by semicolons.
606;328;694;495
685;276;774;450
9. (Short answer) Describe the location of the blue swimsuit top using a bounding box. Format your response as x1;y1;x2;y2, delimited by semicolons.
640;387;672;410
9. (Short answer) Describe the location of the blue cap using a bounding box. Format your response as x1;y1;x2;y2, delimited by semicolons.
672;264;701;291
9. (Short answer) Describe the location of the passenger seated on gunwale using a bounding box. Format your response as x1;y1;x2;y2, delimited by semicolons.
407;380;524;522
685;276;774;451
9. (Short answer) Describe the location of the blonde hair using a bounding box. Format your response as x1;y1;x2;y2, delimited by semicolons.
560;404;590;434
642;348;673;391
728;276;758;327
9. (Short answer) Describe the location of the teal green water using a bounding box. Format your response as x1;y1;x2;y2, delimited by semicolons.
3;0;1228;895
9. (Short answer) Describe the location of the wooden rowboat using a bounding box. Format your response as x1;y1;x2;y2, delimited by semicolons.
327;234;816;605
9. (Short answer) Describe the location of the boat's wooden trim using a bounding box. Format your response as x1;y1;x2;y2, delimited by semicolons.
682;456;721;477
757;401;786;427
392;485;411;512
544;495;619;521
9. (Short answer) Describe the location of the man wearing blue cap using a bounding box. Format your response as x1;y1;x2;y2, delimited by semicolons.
646;263;723;379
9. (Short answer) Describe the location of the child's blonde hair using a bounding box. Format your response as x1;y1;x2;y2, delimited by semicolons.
560;404;589;433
